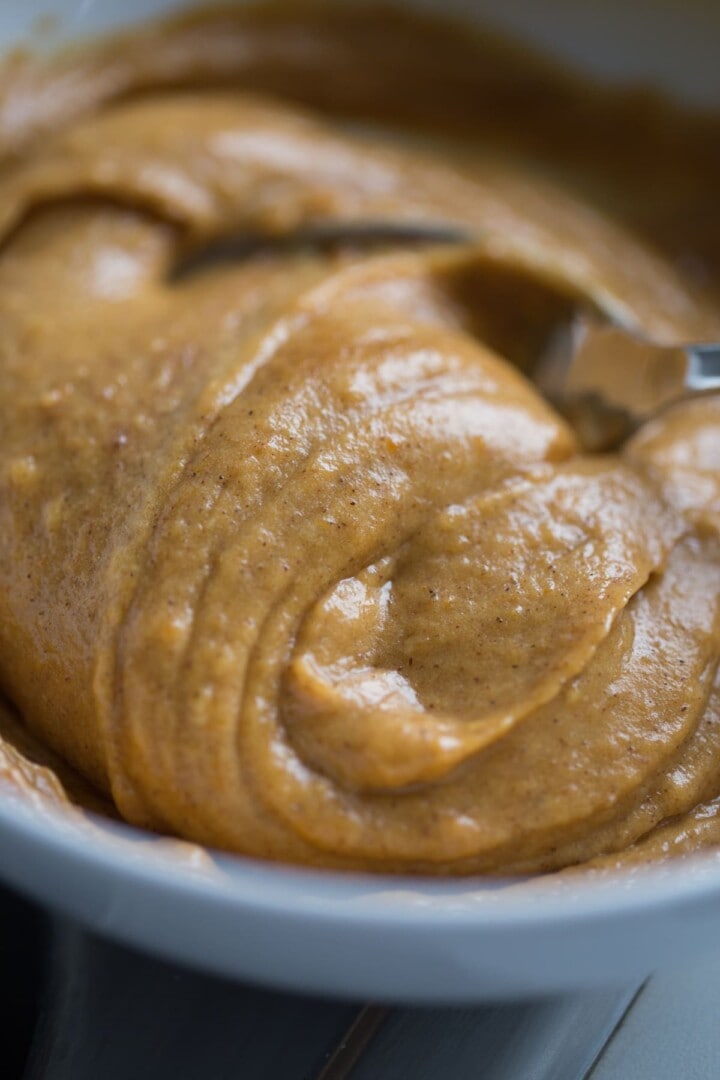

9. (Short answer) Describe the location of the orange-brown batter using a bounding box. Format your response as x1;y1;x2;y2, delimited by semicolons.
1;3;719;874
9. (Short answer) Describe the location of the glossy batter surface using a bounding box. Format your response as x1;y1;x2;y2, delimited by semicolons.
1;4;720;874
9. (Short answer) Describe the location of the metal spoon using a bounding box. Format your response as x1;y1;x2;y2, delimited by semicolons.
535;314;720;449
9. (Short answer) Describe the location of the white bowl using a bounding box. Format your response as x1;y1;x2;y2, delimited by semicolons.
1;0;720;1003
5;795;720;1002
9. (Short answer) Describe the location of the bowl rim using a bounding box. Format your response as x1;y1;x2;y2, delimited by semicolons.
3;793;720;928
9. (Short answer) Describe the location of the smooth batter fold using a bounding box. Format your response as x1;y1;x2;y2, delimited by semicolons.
1;4;720;875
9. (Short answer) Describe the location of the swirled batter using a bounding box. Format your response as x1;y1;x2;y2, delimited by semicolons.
1;4;720;875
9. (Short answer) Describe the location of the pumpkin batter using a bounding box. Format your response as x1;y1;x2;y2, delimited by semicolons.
1;3;720;875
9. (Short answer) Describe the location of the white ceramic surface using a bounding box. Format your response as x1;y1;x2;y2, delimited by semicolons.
1;0;720;1003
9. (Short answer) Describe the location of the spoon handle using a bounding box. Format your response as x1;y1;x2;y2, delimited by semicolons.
687;344;720;391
